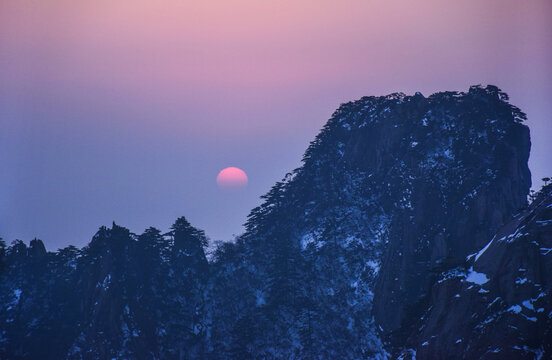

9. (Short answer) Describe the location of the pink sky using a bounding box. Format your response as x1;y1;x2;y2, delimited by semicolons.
1;0;551;248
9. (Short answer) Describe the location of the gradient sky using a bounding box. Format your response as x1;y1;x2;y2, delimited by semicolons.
1;0;551;250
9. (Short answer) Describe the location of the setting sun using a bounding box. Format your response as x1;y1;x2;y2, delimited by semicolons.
216;167;248;189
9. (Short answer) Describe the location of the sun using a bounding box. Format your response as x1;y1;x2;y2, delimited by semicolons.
216;167;248;190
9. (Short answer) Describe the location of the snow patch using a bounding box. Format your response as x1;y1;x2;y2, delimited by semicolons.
255;290;266;307
473;236;494;262
465;268;489;285
366;260;380;275
522;300;534;311
300;233;316;249
13;289;22;304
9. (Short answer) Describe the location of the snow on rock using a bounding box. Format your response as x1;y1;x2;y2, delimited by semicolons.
465;268;489;285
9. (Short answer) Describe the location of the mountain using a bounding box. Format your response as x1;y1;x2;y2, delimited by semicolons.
1;85;549;359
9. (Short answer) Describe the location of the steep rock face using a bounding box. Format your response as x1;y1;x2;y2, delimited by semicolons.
328;89;532;334
403;185;552;359
67;219;209;359
0;239;79;359
356;87;532;338
206;85;532;357
0;218;209;359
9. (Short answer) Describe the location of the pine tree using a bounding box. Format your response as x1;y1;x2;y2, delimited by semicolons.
164;217;209;358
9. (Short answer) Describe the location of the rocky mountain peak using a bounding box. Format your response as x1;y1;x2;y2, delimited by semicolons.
0;86;546;359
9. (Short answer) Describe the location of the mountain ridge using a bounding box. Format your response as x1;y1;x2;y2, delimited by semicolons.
1;85;548;359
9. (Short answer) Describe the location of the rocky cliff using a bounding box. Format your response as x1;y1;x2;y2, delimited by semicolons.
403;184;552;359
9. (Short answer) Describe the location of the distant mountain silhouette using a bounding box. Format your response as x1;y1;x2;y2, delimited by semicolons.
1;85;550;359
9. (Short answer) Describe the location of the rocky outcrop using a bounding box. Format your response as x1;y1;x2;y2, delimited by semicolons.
402;185;552;359
208;85;534;357
362;87;532;343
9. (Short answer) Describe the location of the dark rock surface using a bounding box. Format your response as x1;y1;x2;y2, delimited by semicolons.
403;184;552;359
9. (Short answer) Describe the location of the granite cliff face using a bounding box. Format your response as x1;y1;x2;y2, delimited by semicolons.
215;84;533;358
404;184;552;359
0;85;547;359
320;86;532;339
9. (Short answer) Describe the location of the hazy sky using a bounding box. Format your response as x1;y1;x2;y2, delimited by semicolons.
1;0;551;250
